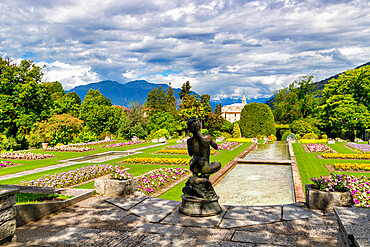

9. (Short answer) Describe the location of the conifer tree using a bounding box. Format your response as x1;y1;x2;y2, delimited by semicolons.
232;122;242;138
166;83;177;115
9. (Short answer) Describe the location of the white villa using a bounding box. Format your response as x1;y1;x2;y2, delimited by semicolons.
221;94;247;123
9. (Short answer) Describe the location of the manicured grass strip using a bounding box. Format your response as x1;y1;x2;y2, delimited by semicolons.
15;192;73;205
158;180;186;201
328;143;357;153
74;181;95;189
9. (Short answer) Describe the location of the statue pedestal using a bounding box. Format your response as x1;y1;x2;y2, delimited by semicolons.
179;195;222;217
179;176;222;217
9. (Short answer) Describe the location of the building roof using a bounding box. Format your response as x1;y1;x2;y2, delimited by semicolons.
112;105;130;111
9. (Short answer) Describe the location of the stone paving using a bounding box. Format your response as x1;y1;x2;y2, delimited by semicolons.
7;193;339;246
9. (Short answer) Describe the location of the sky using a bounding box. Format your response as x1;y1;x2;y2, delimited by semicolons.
1;0;369;101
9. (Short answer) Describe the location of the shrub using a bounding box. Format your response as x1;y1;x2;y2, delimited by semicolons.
302;133;318;139
239;103;276;137
268;134;277;141
281;131;292;141
148;129;169;140
322;134;328;139
295;134;301;140
291;120;312;135
232;123;242;138
221;132;232;139
201;129;209;135
28;114;83;147
73;131;98;144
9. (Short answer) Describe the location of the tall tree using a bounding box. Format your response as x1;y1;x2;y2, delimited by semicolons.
145;86;167;116
214;103;222;116
166;83;177;115
178;81;191;100
0;58;52;139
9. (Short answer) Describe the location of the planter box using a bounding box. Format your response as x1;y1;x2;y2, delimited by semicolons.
327;140;335;144
305;184;353;211
42;143;48;149
95;178;138;196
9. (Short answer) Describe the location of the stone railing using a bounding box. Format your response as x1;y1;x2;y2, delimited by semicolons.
0;187;18;244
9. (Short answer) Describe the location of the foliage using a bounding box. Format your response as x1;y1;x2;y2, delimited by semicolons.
275;124;290;129
214;103;222;115
221;132;232;139
239;103;276;138
51;91;81;118
291;119;313;135
226;138;253;142
0;135;19;151
146;112;177;136
145;86;167;116
0;151;54;160
0;58;52;140
148;129;170;140
19;164;114;188
319;66;370;140
73;131;97;144
281;131;292;141
178;81;191;100
273;75;319;124
221;121;234;134
300;139;327;143
305;143;331;152
166;84;177;116
301;133;318;140
15;192;73;205
232;123;242;138
295;134;301;140
28;114;83;147
102;141;142;148
268;134;277;141
44;146;93;152
116;104;148;140
322;134;328;139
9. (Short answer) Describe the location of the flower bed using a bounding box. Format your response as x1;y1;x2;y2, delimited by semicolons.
310;173;370;207
166;143;187;150
305;143;331;152
121;157;190;165
333;163;370;171
19;164;114;188
101;140;144;148
0;152;54;160
138;167;190;195
300;139;327;144
226;138;252;142
346;143;370;153
70;139;116;146
155;149;217;155
0;161;11;167
322;153;370;160
44;146;94;152
217;142;239;150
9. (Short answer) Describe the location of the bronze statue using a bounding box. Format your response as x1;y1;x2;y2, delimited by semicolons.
179;117;222;216
186;117;221;178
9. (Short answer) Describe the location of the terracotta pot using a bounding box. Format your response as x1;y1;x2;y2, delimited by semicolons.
305;184;353;211
42;143;48;149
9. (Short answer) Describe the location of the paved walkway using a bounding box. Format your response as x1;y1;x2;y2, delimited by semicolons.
0;143;165;181
7;193;338;246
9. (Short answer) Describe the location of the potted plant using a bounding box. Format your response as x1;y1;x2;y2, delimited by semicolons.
306;173;353;211
327;138;335;144
94;167;138;196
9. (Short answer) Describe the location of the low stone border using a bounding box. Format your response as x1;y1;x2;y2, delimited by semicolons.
324;164;370;173
151;174;191;197
1;185;94;227
289;142;305;203
210;143;257;185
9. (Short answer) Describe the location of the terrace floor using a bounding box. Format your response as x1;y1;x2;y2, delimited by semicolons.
7;193;338;247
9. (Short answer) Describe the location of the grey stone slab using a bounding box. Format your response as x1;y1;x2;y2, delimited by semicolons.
0;188;18;198
129;197;180;222
0;207;16;223
26;227;145;246
334;207;370;236
103;193;148;210
223;205;281;224
283;203;324;221
195;239;255;247
232;230;296;246
0;195;15;211
129;221;186;236
181;227;235;241
161;206;226;227
138;234;198;247
0;219;16;241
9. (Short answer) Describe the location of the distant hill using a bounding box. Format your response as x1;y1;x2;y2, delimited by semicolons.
265;61;370;109
67;79;270;110
66;80;184;107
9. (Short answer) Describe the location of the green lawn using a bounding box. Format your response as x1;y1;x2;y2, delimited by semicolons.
293;142;370;191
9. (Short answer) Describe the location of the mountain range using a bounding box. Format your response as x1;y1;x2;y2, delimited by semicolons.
66;79;268;110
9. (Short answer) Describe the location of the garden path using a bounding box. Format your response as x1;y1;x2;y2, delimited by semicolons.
0;143;166;181
9;193;338;246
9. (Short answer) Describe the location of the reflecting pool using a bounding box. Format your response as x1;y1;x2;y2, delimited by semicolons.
244;141;290;160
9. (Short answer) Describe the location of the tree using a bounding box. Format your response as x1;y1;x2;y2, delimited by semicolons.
166;83;177;115
178;81;191;100
146;112;177;135
145;86;167;116
214;103;222;115
28;114;83;147
240;103;276;137
0;58;52;140
52;91;81;117
232;123;242;138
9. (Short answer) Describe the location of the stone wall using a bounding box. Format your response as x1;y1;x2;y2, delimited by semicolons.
0;187;18;244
